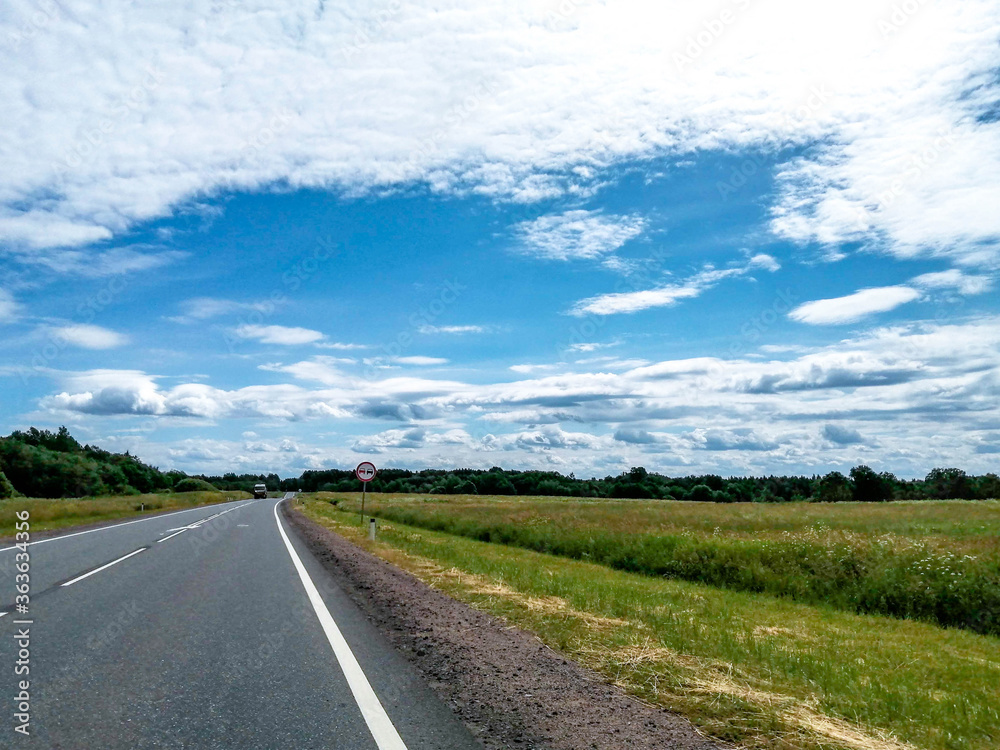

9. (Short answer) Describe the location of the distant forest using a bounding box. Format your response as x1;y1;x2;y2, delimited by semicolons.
205;463;999;504
1;427;997;502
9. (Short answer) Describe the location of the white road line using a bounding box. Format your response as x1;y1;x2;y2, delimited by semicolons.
156;529;188;544
0;612;7;618
161;504;248;539
61;548;147;588
272;499;408;750
0;500;255;553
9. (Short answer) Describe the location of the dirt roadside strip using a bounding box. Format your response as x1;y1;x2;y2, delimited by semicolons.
284;503;725;750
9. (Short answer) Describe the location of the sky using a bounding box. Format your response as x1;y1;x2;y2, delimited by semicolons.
1;0;999;479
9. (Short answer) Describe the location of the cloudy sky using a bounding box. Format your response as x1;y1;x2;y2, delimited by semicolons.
2;0;999;478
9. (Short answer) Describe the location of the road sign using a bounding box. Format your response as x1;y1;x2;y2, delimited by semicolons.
355;462;377;482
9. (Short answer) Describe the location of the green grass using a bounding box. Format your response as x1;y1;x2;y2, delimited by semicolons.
0;490;249;537
299;495;1000;750
335;493;1000;635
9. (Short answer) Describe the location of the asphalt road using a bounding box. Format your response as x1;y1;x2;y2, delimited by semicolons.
0;495;481;749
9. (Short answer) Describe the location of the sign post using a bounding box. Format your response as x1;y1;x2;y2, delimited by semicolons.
355;461;377;524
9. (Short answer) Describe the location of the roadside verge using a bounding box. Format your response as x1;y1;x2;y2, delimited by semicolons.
283;501;723;750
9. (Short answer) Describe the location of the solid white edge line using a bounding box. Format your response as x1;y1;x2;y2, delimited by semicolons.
0;612;6;618
156;529;188;544
60;547;147;587
0;500;256;553
272;499;408;750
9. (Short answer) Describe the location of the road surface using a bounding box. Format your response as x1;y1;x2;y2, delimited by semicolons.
0;495;481;749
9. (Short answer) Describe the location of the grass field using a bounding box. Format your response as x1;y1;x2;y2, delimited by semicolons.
0;490;249;538
345;494;1000;635
298;493;1000;750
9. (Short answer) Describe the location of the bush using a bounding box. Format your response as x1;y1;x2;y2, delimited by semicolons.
688;484;714;503
0;471;16;498
172;477;218;493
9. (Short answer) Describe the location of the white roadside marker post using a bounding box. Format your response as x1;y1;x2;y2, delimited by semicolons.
368;517;376;541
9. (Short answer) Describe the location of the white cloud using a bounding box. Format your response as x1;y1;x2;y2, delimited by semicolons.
52;324;129;349
0;290;18;323
687;428;781;452
567;342;616;353
7;0;995;264
396;356;449;366
169;297;273;323
315;341;368;350
572;284;701;317
788;286;921;325
822;424;866;445
910;269;994;296
233;324;325;345
8;246;187;278
510;363;561;374
748;253;781;273
416;324;487;335
353;427;427;453
514;210;645;261
34;317;1000;475
570;255;779;316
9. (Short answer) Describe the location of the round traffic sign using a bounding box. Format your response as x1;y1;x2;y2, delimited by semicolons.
355;461;377;482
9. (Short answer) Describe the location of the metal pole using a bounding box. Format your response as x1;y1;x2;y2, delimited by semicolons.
361;482;366;525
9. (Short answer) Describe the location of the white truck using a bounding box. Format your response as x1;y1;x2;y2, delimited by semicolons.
253;483;268;499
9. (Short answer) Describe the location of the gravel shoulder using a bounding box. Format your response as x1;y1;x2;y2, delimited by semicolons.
284;502;725;750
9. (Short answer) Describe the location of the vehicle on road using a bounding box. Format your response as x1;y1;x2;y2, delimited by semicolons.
253;483;268;498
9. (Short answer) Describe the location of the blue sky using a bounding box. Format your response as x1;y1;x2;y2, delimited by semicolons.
1;0;999;478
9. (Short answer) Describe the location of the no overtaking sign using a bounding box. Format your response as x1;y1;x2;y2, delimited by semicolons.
355;462;377;482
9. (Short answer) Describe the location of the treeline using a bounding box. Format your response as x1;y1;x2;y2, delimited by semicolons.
0;427;197;498
218;464;999;502
2;427;997;502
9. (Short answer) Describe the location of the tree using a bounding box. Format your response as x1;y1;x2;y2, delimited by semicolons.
818;471;852;502
477;471;516;495
976;473;1000;500
925;468;973;500
850;465;894;502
